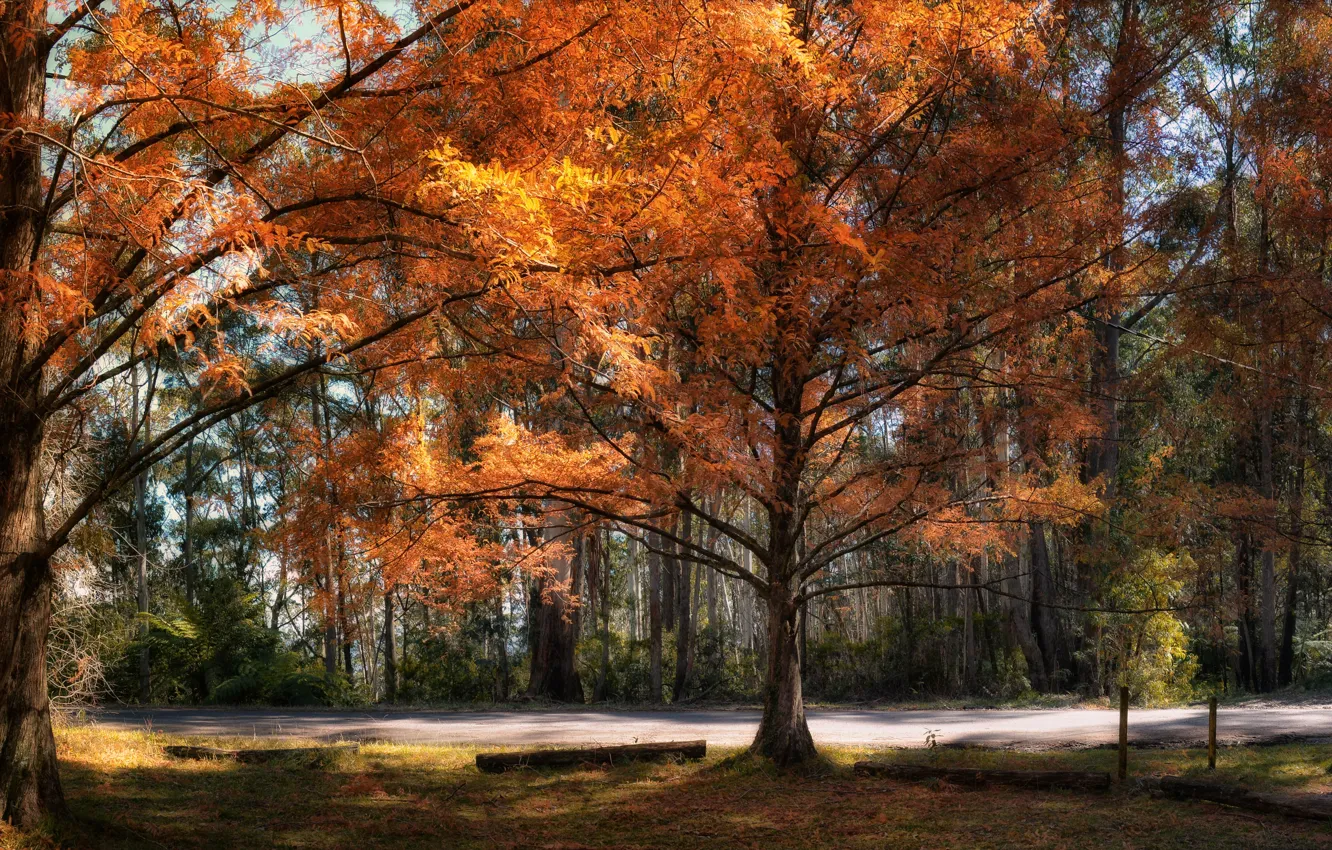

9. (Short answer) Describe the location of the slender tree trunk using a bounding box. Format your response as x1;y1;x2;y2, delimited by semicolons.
648;533;663;702
339;577;354;677
183;437;196;607
1259;406;1277;691
1279;402;1307;687
495;589;510;701
663;531;677;632
626;537;640;642
383;586;397;702
673;513;693;702
1236;534;1257;690
132;368;152;703
706;558;718;628
595;530;612;702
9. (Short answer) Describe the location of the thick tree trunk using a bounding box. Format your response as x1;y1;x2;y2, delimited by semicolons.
525;512;583;702
1029;522;1059;686
0;0;66;826
750;588;816;766
0;402;64;829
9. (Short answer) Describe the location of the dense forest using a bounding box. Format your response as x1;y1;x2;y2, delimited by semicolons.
5;0;1332;828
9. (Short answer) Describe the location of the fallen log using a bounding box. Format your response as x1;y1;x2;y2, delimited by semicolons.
853;761;1111;791
1139;776;1332;821
475;740;706;773
164;743;359;763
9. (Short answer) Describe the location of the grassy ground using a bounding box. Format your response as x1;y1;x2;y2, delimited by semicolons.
4;728;1332;849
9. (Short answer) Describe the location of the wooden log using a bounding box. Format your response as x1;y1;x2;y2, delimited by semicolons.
1142;776;1332;821
164;743;359;763
853;761;1111;791
475;740;706;773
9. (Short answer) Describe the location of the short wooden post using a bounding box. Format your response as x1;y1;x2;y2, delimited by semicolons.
1118;685;1129;781
1208;696;1217;770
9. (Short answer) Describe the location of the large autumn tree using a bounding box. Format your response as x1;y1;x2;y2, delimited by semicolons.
0;0;642;826
379;0;1122;764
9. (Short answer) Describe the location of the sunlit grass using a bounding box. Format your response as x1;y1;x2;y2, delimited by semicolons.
3;728;1331;848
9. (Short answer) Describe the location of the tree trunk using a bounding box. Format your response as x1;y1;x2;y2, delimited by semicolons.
183;437;196;607
672;513;693;702
132;369;151;703
525;511;584;702
626;537;640;642
338;577;354;677
0;0;67;825
383;587;397;702
1029;522;1059;686
648;533;664;702
1235;534;1257;691
595;530;612;702
751;587;816;765
662;532;676;632
495;590;510;700
1279;402;1306;687
1259;405;1277;691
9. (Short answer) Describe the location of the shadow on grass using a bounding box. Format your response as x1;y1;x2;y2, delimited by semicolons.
23;737;1332;850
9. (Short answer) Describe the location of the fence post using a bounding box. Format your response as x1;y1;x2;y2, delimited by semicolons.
1208;695;1217;770
1118;685;1129;781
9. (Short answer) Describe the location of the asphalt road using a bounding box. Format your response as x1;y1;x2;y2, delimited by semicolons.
85;705;1332;750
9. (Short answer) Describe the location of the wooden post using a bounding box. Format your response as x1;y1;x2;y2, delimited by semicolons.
1118;685;1129;781
1208;696;1217;770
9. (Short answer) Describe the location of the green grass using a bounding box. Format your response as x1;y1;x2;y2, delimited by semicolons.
4;728;1332;849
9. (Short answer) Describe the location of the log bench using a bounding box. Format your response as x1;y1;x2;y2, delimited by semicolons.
475;740;706;773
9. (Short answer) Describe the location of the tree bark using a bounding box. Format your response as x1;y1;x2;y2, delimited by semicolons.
0;0;67;825
647;533;664;702
750;587;816;766
1259;404;1277;691
132;368;152;703
1279;400;1306;687
525;510;584;702
672;513;693;702
594;529;612;702
383;587;397;702
183;437;196;607
1029;522;1059;686
338;576;354;677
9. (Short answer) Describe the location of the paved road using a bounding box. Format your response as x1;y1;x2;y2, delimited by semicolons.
86;706;1332;750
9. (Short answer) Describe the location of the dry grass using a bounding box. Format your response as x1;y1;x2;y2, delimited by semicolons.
2;727;1332;848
